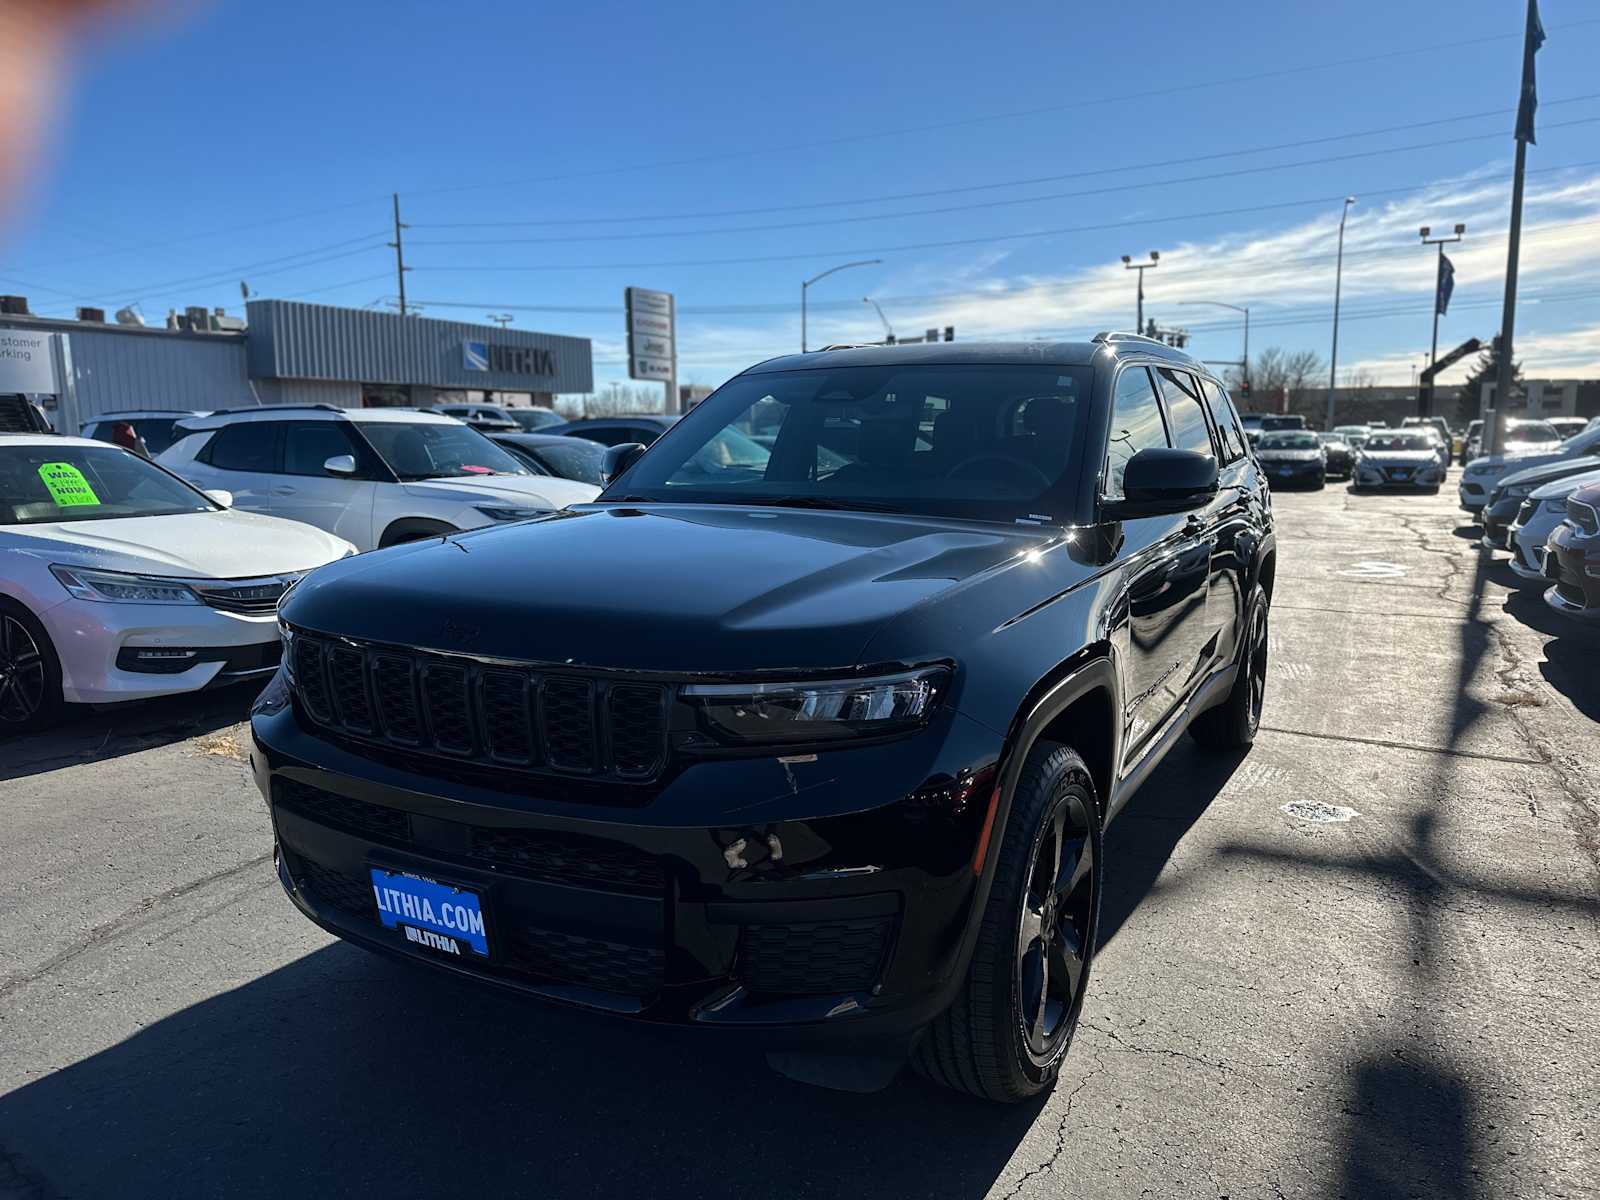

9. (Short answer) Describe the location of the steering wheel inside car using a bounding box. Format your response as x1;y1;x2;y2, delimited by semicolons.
945;453;1053;491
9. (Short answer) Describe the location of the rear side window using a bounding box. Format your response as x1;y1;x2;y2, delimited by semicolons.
1199;379;1246;463
1104;367;1170;499
202;422;281;473
1156;368;1217;459
283;421;365;477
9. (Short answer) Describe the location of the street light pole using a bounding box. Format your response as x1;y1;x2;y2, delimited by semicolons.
1176;300;1250;392
1418;223;1465;417
800;259;883;352
1325;196;1356;430
1121;252;1159;331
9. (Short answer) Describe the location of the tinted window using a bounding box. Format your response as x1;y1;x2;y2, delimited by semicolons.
1156;368;1216;458
204;422;280;472
611;364;1093;522
283;421;365;477
1104;367;1170;499
527;439;606;485
1200;379;1246;463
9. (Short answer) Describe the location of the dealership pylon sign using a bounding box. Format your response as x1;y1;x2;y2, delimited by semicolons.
625;287;675;383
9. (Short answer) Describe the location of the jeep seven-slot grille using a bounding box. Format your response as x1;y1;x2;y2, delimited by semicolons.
290;634;669;783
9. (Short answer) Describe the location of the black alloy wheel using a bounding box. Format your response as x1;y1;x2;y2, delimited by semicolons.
0;603;60;733
912;741;1103;1102
1191;584;1268;749
1015;787;1097;1065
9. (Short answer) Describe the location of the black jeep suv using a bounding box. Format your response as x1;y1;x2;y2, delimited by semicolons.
253;336;1275;1102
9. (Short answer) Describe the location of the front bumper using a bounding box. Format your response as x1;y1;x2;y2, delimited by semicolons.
1261;460;1324;486
1480;499;1522;550
41;598;282;704
1459;478;1493;511
251;699;1004;1043
1542;529;1600;620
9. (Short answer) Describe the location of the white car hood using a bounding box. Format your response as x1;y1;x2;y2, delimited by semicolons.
1256;449;1323;462
0;508;352;579
1532;466;1600;501
1466;446;1566;474
400;474;600;508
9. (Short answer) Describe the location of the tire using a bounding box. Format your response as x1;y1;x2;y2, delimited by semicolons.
911;741;1102;1102
1312;477;1326;490
0;598;64;735
1190;584;1268;750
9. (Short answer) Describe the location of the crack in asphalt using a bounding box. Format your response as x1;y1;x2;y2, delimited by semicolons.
1257;724;1541;765
0;851;273;999
995;1055;1106;1200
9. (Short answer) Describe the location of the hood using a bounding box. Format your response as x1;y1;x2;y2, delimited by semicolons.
400;474;600;508
1532;466;1600;502
1;508;351;579
1500;455;1600;491
1255;448;1323;462
281;503;1061;672
1465;447;1567;474
1359;450;1438;466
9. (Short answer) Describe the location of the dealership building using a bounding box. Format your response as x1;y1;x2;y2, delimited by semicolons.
0;298;594;432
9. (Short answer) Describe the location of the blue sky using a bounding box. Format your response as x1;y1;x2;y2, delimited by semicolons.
3;0;1599;396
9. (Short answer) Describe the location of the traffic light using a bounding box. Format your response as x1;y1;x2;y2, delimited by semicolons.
1239;379;1251;400
943;326;954;341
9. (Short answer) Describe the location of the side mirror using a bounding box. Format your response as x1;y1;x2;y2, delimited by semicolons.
600;442;647;487
203;489;233;508
323;454;359;477
1103;448;1218;519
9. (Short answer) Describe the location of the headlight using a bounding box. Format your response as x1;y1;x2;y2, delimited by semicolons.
476;505;552;522
278;619;295;680
683;667;949;745
49;564;202;605
1543;498;1571;513
1470;464;1506;478
1503;485;1534;499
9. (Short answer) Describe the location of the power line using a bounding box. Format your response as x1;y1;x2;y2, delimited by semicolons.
414;93;1600;231
405;158;1600;275
73;234;391;306
405;117;1600;250
398;17;1600;203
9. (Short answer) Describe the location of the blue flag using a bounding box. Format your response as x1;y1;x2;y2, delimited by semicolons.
1436;253;1456;316
1515;0;1545;144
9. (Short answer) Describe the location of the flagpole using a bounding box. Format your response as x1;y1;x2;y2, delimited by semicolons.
1489;0;1543;456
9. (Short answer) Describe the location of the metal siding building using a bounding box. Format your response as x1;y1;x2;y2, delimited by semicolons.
1;302;593;430
246;301;593;394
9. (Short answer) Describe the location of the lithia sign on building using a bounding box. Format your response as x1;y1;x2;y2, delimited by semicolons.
462;340;557;376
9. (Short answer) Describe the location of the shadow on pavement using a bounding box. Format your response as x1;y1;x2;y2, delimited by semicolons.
0;684;257;783
0;941;1043;1200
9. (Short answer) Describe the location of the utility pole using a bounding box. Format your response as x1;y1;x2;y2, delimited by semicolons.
389;193;410;317
1122;252;1159;331
1491;0;1545;456
1418;223;1465;417
1325;196;1356;430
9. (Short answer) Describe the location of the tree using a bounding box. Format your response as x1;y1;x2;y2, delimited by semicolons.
1454;343;1523;427
1225;347;1326;412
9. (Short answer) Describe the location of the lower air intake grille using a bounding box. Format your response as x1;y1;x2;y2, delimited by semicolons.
274;777;412;844
506;927;664;995
735;916;895;995
467;826;665;895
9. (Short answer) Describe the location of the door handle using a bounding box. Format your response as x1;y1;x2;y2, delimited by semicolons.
270;486;297;496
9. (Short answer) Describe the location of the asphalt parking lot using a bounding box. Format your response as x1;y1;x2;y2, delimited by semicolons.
2;481;1598;1200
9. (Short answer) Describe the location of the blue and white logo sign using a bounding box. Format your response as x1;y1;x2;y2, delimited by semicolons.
463;340;489;371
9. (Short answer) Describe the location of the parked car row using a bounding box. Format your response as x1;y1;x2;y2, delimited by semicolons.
1465;416;1600;622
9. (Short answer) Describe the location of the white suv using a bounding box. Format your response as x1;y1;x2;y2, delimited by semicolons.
158;407;599;551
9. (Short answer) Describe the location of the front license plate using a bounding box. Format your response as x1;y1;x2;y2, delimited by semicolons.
370;867;489;958
1392;470;1410;480
1279;466;1293;476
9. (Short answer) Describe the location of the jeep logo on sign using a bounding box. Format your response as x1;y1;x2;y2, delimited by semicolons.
462;340;556;377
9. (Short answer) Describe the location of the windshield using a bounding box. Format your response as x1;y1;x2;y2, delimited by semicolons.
1260;432;1320;450
527;438;606;484
511;409;564;431
1;443;214;525
1364;433;1432;452
1260;416;1304;431
1508;421;1559;445
606;363;1094;521
357;422;530;480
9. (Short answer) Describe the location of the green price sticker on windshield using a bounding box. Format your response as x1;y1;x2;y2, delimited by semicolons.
37;462;102;508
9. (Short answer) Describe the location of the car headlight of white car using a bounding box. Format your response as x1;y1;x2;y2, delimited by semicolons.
1542;497;1571;513
475;505;553;522
49;564;202;604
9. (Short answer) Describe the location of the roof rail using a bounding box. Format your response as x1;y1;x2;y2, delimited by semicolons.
1091;331;1169;347
817;343;879;352
201;403;345;416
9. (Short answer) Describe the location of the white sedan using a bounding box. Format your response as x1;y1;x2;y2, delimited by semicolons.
1;435;354;732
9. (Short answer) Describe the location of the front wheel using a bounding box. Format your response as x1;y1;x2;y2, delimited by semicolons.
0;599;63;735
911;741;1102;1102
